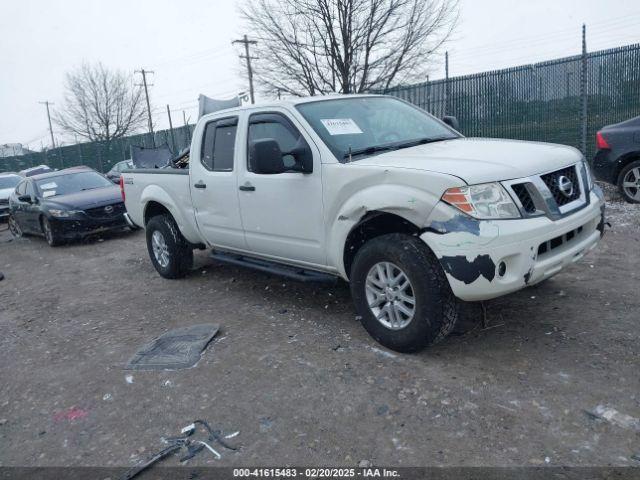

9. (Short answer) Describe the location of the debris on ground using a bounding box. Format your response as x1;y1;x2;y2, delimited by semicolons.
0;271;4;281
53;407;88;422
125;324;219;370
120;419;239;480
588;405;640;431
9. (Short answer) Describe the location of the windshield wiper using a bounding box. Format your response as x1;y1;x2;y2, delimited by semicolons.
392;136;455;150
344;136;456;161
344;144;397;161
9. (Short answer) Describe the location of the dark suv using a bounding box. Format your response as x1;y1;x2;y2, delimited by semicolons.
592;115;640;203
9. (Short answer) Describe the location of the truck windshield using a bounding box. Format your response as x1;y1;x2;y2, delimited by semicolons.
296;96;460;162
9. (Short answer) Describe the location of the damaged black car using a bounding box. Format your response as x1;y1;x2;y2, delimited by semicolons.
7;166;130;246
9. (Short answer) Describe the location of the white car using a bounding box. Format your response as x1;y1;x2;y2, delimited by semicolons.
122;94;605;352
0;172;23;220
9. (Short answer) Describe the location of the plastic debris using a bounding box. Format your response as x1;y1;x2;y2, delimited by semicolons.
125;375;134;384
590;405;640;431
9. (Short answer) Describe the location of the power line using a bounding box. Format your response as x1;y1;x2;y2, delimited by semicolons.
232;35;258;104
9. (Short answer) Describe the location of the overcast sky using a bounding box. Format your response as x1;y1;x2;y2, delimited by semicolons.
1;0;638;149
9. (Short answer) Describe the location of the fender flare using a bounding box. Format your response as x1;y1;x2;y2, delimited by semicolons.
327;184;440;278
140;185;201;244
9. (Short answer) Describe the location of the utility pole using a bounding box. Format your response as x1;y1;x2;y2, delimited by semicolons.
135;69;155;146
166;105;176;152
39;101;56;149
232;35;258;104
444;51;450;115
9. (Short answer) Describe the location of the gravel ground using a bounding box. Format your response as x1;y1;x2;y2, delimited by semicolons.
0;186;639;469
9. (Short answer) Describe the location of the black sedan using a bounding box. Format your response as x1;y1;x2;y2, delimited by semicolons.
592;115;640;203
7;166;130;246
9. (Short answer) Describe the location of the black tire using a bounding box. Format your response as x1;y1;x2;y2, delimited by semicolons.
41;217;62;246
8;214;22;238
617;159;640;204
350;233;459;353
146;214;193;279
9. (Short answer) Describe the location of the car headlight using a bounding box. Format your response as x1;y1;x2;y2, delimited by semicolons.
582;159;594;191
442;182;521;219
48;209;83;218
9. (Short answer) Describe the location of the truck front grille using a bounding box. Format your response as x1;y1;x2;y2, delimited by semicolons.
540;165;581;206
511;183;536;213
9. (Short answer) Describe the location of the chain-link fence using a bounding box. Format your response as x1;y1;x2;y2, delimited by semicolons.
383;43;640;160
0;124;194;174
2;43;639;173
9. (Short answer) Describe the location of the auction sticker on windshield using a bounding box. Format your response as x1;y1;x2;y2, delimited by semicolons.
320;118;363;135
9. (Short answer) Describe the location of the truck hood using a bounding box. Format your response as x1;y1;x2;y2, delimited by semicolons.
351;138;582;184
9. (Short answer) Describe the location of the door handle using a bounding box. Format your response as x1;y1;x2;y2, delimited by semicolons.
194;181;207;189
239;183;255;192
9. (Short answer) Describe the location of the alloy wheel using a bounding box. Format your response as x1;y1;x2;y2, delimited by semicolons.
622;167;640;202
8;215;22;237
365;261;416;330
151;230;170;268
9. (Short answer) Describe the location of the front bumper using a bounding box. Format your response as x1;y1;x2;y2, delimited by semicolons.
421;188;605;302
50;214;129;239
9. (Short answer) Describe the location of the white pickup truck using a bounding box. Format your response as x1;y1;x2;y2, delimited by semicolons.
122;94;605;352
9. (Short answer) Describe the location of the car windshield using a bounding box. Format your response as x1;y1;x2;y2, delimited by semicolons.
35;171;113;198
296;96;460;162
0;175;21;189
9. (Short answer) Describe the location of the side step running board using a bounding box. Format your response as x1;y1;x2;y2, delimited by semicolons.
210;251;338;284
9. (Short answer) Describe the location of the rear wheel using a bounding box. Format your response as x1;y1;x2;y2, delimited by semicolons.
618;160;640;203
146;214;193;279
350;233;459;353
8;214;22;238
41;217;62;246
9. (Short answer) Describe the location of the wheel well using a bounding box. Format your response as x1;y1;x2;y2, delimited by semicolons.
343;211;421;279
614;152;640;183
144;201;171;225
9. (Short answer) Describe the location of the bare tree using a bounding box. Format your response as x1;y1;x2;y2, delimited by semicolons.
242;0;458;97
55;63;147;143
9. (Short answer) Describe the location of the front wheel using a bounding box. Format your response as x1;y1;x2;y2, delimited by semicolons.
145;214;193;279
618;160;640;203
350;233;459;353
8;214;22;238
42;217;62;246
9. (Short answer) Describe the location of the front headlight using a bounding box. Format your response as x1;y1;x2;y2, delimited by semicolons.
48;209;83;218
442;182;521;219
582;159;594;191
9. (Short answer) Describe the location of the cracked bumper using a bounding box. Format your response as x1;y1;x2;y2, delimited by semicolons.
420;188;605;302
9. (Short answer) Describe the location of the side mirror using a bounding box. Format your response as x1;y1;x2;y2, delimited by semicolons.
284;136;313;173
18;194;32;203
442;115;460;131
250;139;286;174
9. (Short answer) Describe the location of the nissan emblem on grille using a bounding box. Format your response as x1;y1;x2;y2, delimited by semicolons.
557;175;574;198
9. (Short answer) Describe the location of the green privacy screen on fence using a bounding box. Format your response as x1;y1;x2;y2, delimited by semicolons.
0;124;194;174
1;43;639;174
383;43;640;161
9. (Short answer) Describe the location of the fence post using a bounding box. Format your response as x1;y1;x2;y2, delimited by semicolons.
580;24;588;155
445;51;450;115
